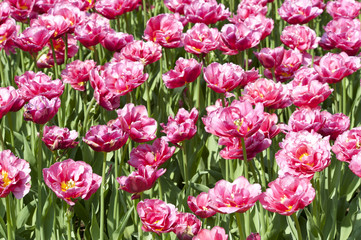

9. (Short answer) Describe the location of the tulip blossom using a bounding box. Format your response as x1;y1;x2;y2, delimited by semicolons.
101;29;134;52
349;151;361;178
203;62;246;93
95;0;139;19
43;159;101;206
160;108;198;144
0;150;31;199
260;113;281;139
0;1;11;24
187;192;217;218
278;0;323;24
276;130;331;179
244;14;274;41
48;3;86;33
83;125;129;152
284;107;325;133
118;40;162;66
208;176;261;214
23;96;61;124
229;1;268;23
260;174;315;215
9;89;26;112
7;0;35;22
144;13;183;48
164;0;191;14
247;233;261;240
254;46;285;69
137;199;178;233
326;0;361;19
42;126;79;151
128;138;176;168
173;212;202;240
114;103;157;143
183;23;220;55
0;86;17;119
117;165;166;199
184;0;230;25
30;14;71;39
162;57;202;88
14;26;54;54
193;226;228;240
280;25;320;52
67;0;94;11
61;60;97;91
319;111;350;140
0;18;17;49
332;127;361;162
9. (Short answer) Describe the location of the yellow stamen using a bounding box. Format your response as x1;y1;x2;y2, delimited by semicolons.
1;170;11;187
61;179;76;192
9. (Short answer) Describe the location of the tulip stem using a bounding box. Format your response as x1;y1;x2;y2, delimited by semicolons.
63;34;68;66
0;120;5;151
342;79;347;114
157;178;163;200
66;206;73;240
100;152;107;240
6;195;14;240
145;80;152;116
37;124;45;240
182;142;189;191
241;138;248;178
292;214;302;240
114;151;120;227
50;39;59;80
236;212;245;240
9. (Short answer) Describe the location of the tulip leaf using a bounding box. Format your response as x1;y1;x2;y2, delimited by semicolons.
111;206;133;240
90;207;100;240
16;199;36;229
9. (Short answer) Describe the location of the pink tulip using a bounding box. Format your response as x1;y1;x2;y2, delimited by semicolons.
83;125;129;152
220;23;261;52
326;0;361;19
260;174;315;215
33;0;62;14
42;126;79;151
0;1;11;24
101;29;134;52
160;108;198;144
276;130;331;179
0;86;17;119
244;14;274;41
30;14;71;39
278;0;323;24
43;159;101;206
229;2;267;23
203;62;246;93
254;46;285;69
0;150;31;199
281;25;320;52
162;57;202;89
285;107;325;133
137;199;178;233
319;111;350;140
118;40;162;66
260;113;281;139
9;89;26;112
183;23;220;55
193;226;228;240
164;0;191;15
117;165;166;199
247;233;261;240
0;18;17;49
332;127;361;162
67;0;94;11
128;138;176;168
14;26;54;54
61;60;97;91
48;3;86;33
114;103;157;143
184;0;230;25
208;176;261;214
349;151;361;177
144;13;183;48
173;212;202;240
23;96;61;124
95;0;139;19
7;0;35;22
187;192;217;218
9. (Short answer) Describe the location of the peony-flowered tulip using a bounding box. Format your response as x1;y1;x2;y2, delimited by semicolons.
278;0;323;24
276;130;331;179
229;1;268;23
280;25;320;52
349;151;361;178
9;89;26;112
187;192;217;218
0;18;17;49
7;0;35;22
183;23;220;55
30;14;71;39
326;0;361;19
118;40;162;66
244;14;274;41
173;212;202;240
0;150;31;199
254;46;285;69
95;0;139;19
162;57;202;89
0;86;17;119
143;13;183;48
128;138;176;168
319;111;350;140
332;127;361;162
43;159;101;206
164;0;191;15
42;126;79;151
247;233;261;240
137;198;178;233
260;174;315;215
220;23;261;52
117;165;166;199
101;29;134;52
284;107;325;133
23;96;61;124
193;226;228;240
83;125;129;152
184;0;230;25
208;176;262;214
14;26;54;54
260;113;281;139
0;1;11;24
48;3;86;34
61;60;97;91
160;108;198;144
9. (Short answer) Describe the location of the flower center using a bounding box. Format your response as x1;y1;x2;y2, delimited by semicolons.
234;118;244;132
299;152;309;161
1;170;11;187
61;179;76;192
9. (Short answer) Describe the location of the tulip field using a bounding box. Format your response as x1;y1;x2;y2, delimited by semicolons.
2;0;361;239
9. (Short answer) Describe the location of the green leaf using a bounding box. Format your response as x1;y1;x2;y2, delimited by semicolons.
111;206;134;240
16;199;37;229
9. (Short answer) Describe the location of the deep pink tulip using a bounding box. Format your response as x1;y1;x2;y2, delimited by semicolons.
276;130;331;178
42;126;79;151
14;26;54;54
217;37;239;55
95;0;139;19
314;52;361;83
164;0;191;15
0;18;17;49
278;0;323;24
260;174;315;215
9;89;26;112
193;226;228;240
332;127;361;162
260;113;281;139
183;23;220;55
203;62;246;93
137;199;178;233
162;57;202;89
202;99;264;139
48;3;86;33
118;40;162;66
285;107;325;133
281;25;320;52
7;0;35;22
61;60;97;91
173;212;202;240
67;0;95;11
254;46;285;69
319;111;350;140
0;86;17;119
30;14;71;39
15;71;64;101
114;103;157;143
220;23;261;52
326;0;361;19
349;151;361;177
144;13;183;48
23;96;61;124
128;138;176;168
0;150;31;199
184;0;230;25
244;14;274;41
43;159;101;206
187;192;217;218
83;125;129;152
117;165;166;199
0;1;11;24
160;108;198;144
208;176;261;214
229;2;268;23
101;29;134;52
242;78;292;109
247;233;261;240
33;0;62;14
291;67;322;84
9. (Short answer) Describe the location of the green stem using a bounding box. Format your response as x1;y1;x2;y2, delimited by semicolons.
6;195;14;240
66;206;73;240
37;124;45;240
114;151;120;227
157;178;163;200
82;97;96;135
241;138;248;179
182;142;189;191
100;152;107;240
236;212;245;240
50;39;59;80
342;79;347;115
63;34;68;66
292;214;302;240
145;80;152;116
142;0;148;29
